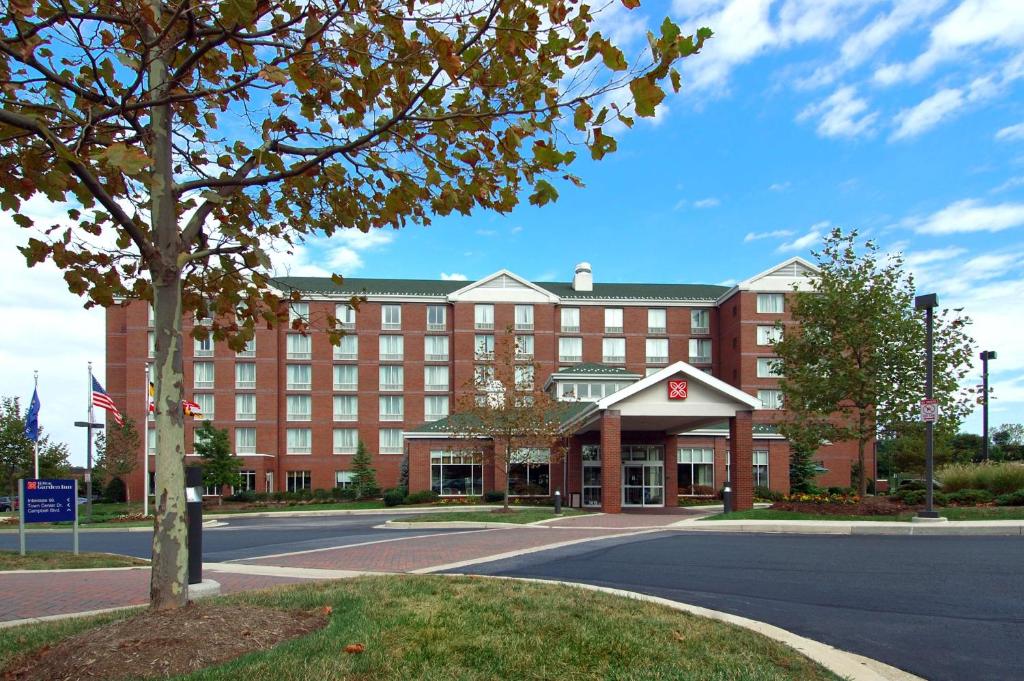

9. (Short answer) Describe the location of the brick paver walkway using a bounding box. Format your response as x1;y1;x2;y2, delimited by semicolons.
544;510;706;528
0;568;313;622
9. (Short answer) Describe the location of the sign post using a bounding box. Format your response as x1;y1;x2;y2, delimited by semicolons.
18;478;80;556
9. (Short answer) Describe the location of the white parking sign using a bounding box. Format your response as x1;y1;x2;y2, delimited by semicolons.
920;399;938;422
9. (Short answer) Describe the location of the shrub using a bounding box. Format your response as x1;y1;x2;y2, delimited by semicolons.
995;490;1024;506
895;489;926;506
331;487;358;501
103;477;127;503
252;492;270;502
690;485;718;497
313;488;331;501
271;491;285;502
937;462;1024;495
897;479;927;492
827;486;854;496
754;486;782;501
383;489;406;507
483;490;505;502
226;490;256;503
943;489;994;506
405;490;440;505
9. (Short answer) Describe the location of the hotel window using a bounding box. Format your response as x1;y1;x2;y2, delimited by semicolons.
474;304;494;330
381;304;401;330
236;337;256;358
602;337;625;364
754;450;769;487
424;335;449;361
335;471;354;488
515;335;534;360
286;395;311;421
195;312;213;327
515;365;534;390
604;308;623;333
756;293;785;314
194;361;214;389
380;395;404;421
474;334;494;360
474;365;495;385
286;364;311;390
648;308;667;334
289;302;309;325
333;428;358;455
424;395;449;422
678;448;714;495
194;336;213;357
582;445;601;507
286;470;311;491
236;470;256;493
430;451;483;496
757;325;783;345
646;338;668;364
235;394;256;421
424;365;449;392
689;339;712;364
559;337;582;363
235;362;256;389
645;367;661;377
148;304;154;325
336;304;356;329
286;333;311;360
690;309;710;335
514;305;534;331
379;365;404;391
560;307;580;333
194;393;215;420
333;365;357;391
379;335;403;361
427;305;447;331
147;428;155;453
236;427;256;455
758;389;784;409
379;428;403;454
286;428;311;454
334;334;358;360
509;448;550;496
757;357;782;378
333;395;358;421
148;331;155;358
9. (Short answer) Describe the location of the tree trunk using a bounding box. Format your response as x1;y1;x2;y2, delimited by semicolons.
147;7;188;610
857;437;867;497
503;442;510;512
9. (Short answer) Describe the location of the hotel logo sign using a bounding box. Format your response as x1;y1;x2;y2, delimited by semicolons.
668;380;688;400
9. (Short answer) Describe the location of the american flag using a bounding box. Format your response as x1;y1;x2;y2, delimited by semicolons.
91;376;124;426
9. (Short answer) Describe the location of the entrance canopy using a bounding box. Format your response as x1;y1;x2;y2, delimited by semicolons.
562;361;761;436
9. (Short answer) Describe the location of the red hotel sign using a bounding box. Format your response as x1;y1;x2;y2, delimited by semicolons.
668;380;688;400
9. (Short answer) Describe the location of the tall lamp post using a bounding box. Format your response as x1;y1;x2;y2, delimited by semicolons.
980;351;997;461
915;293;940;520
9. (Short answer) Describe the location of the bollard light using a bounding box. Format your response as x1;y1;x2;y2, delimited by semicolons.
554;489;562;515
723;484;732;515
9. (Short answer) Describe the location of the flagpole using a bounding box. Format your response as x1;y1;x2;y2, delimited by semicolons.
32;370;39;479
86;361;95;520
143;364;149;518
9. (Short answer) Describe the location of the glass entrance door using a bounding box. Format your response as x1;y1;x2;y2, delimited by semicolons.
582;445;602;507
621;445;664;507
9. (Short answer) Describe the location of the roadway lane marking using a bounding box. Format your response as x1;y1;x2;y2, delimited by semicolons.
227;528;496;563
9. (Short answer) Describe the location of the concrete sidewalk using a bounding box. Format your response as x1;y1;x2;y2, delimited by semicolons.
674;518;1024;535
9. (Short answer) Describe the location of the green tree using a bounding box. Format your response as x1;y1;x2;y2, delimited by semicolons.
194;421;240;505
991;424;1024;461
350;440;379;500
0;396;71;496
1;0;705;610
773;228;975;496
784;425;826;494
94;418;141;501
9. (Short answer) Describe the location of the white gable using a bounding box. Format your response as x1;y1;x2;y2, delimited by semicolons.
448;269;559;303
597;361;762;412
736;256;818;293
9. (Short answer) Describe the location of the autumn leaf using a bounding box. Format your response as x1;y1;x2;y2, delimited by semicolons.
528;179;559;206
621;0;641;8
220;0;257;26
95;143;151;176
629;76;665;117
344;643;365;654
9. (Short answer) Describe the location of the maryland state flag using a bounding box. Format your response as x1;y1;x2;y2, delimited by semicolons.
147;382;155;414
182;399;202;418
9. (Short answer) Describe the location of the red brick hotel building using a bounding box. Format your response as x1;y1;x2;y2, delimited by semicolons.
106;257;865;513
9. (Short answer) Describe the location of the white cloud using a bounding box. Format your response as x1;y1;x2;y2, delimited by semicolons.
890;88;965;140
694;197;721;208
475;229;497;236
273;228;395;276
903;247;968;271
992;176;1024;193
797;86;877;138
777;227;824;252
510;225;524;234
744;229;795;242
996;122;1024;141
769;181;792;192
906;198;1024;234
440;272;468;281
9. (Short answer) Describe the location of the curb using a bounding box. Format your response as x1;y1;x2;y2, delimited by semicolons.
0;604;142;630
456;575;921;681
384;520;533;530
682;520;1024;536
204;505;502;520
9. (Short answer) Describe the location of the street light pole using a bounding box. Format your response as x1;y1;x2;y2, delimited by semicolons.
915;293;940;520
980;351;997;462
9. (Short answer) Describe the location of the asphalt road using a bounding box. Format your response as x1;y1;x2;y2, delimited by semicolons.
458;531;1024;681
0;513;473;562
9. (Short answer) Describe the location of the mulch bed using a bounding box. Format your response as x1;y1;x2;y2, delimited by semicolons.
2;603;327;681
770;496;910;515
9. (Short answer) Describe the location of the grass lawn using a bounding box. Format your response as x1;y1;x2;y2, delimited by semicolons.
0;550;149;571
701;507;1024;522
936;507;1024;520
401;508;588;524
0;576;840;680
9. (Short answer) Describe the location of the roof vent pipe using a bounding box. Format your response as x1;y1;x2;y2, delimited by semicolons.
572;262;593;292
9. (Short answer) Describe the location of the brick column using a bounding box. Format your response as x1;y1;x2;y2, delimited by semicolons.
600;410;622;513
663;434;678;506
729;411;754;511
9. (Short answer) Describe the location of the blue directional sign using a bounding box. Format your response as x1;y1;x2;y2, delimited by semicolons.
23;479;77;523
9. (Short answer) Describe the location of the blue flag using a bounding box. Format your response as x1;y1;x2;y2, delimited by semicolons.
24;388;40;442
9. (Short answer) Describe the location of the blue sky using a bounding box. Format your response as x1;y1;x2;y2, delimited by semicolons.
3;0;1023;465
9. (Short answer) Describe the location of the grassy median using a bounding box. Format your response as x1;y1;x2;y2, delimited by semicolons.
401;508;588;524
701;507;1024;521
0;575;840;681
0;550;149;571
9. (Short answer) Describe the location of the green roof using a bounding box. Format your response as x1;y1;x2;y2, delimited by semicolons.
553;363;639;377
410;401;594;434
682;421;782;436
272;276;728;301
